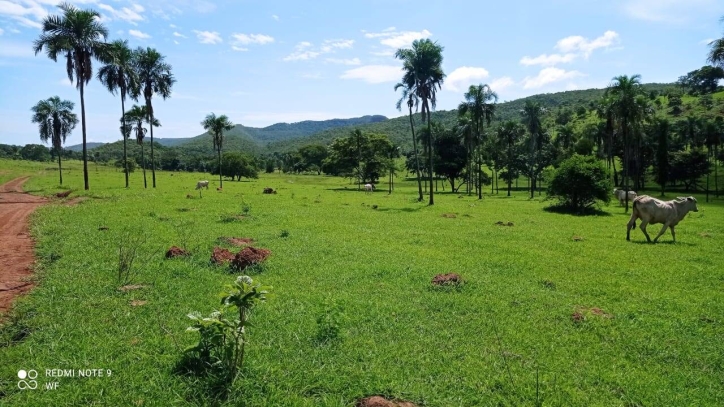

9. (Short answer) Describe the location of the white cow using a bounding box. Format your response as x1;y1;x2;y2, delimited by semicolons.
195;180;210;190
364;183;375;193
613;188;637;206
626;195;699;243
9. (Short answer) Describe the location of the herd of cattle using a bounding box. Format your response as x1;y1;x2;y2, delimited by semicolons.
193;180;699;243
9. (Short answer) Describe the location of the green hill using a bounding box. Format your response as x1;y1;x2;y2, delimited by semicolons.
266;84;675;153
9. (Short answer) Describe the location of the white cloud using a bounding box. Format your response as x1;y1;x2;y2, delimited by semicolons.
364;28;432;49
325;57;361;65
128;29;151;39
173;40;179;45
58;77;73;87
701;38;715;45
232;46;248;52
522;67;584;89
0;0;46;28
622;0;721;23
370;49;394;57
231;33;274;45
520;53;577;66
173;31;186;38
272;14;279;21
490;77;516;92
340;65;402;84
98;3;145;25
0;28;3;35
555;31;620;57
446;66;490;92
193;30;222;44
283;39;354;62
169;23;177;28
301;72;323;79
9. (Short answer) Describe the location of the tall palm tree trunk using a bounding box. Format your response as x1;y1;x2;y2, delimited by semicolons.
57;147;63;185
715;145;719;197
409;105;423;201
427;117;434;205
623;124;630;212
80;80;89;190
217;147;223;188
141;143;147;189
121;96;128;188
529;135;535;199
148;100;157;188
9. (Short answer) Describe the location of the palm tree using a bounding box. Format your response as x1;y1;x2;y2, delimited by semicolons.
395;39;445;205
201;113;235;189
458;84;498;199
125;105;159;188
133;47;175;188
33;3;109;191
707;17;724;68
455;114;474;194
98;40;138;188
606;74;646;211
31;96;78;185
395;82;424;201
521;101;545;199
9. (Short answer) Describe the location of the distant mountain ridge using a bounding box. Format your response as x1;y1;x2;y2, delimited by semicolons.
66;115;388;151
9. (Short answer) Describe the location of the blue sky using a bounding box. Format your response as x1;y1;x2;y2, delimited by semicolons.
1;0;724;146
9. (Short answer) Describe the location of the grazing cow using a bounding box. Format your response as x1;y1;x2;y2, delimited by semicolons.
613;188;637;206
364;183;375;193
195;180;210;190
626;195;699;243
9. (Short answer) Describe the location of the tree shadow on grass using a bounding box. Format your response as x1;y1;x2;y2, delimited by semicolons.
375;206;424;213
543;204;612;217
173;354;233;405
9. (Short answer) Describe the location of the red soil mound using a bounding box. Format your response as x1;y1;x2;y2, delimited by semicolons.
55;190;72;198
230;246;271;271
221;237;254;246
431;273;463;286
211;247;236;265
356;396;418;407
165;246;189;258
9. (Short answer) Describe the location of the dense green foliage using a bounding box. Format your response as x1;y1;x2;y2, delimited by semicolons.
547;154;612;212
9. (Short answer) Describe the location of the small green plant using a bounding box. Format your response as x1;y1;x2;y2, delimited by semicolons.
241;201;251;215
546;154;611;213
280;229;290;238
118;232;144;285
184;275;271;382
315;299;346;344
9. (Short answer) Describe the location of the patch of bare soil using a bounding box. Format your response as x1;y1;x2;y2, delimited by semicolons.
65;197;88;206
572;235;584;241
130;300;147;307
219;237;254;246
356;396;418;407
0;177;46;314
230;247;271;271
441;213;456;218
431;273;463;286
494;221;514;226
55;190;72;198
211;247;236;265
165;246;190;259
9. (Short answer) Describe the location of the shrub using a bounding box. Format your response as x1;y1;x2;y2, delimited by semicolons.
547;154;611;212
184;275;271;383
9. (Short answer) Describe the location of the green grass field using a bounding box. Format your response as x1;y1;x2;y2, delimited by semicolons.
1;159;723;406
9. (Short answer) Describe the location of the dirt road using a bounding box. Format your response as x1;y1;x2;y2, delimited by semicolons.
0;177;45;314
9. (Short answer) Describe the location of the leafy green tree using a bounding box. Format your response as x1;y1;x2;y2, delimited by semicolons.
298;144;328;174
396;38;445;205
33;3;109;190
669;149;710;191
394;81;423;201
547;154;612;213
125;105;159;188
677;66;724;94
201;113;235;188
20;144;52;162
458;84;497;200
433;124;466;192
522;100;546;198
496;121;526;196
31;96;78;184
212;152;258;181
134;47;175;188
98;40;138;188
323;130;393;184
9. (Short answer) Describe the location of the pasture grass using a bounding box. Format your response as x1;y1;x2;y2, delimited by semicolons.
0;159;723;406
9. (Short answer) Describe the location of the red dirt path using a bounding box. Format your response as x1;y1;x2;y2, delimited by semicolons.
0;177;46;314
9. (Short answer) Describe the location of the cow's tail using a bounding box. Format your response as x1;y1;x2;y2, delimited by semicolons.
630;198;640;228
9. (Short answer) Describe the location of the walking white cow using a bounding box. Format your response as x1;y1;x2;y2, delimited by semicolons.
364;183;375;193
196;180;210;190
613;188;637;206
626;195;699;243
